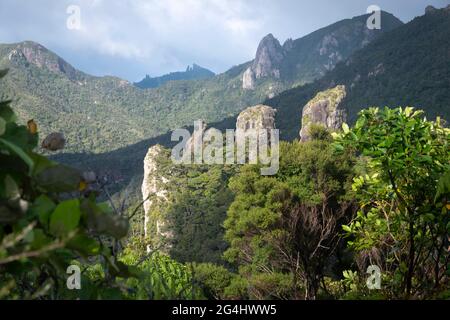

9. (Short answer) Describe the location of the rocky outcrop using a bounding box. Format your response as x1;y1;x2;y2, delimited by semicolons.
181;120;208;163
425;5;438;14
252;34;284;79
299;85;347;141
9;41;83;81
425;4;450;14
142;145;171;251
236;104;276;131
242;34;284;89
242;67;256;90
283;38;294;52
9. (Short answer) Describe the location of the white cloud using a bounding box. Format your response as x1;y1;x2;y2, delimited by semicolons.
43;0;266;75
0;0;444;80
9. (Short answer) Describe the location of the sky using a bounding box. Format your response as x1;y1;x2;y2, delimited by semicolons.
0;0;448;81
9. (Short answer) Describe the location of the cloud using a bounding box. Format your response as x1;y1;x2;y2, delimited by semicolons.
64;0;265;70
0;0;447;80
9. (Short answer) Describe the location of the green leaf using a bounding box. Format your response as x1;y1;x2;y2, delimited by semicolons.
435;170;450;203
0;117;5;136
0;101;15;123
36;164;81;192
4;175;20;199
342;225;352;233
82;199;129;239
0;138;34;172
67;233;100;256
342;123;350;134
30;195;56;227
30;229;52;250
30;153;56;176
49;199;81;237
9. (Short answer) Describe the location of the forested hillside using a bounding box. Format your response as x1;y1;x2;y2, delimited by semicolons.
0;3;449;302
53;7;450;202
267;7;450;140
0;12;401;153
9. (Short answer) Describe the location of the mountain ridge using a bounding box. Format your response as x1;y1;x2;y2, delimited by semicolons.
52;7;449;197
134;63;215;89
266;6;450;140
0;10;403;154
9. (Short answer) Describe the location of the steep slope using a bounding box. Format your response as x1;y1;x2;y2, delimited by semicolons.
0;11;401;154
54;7;449;196
134;64;215;89
243;11;403;89
267;6;450;140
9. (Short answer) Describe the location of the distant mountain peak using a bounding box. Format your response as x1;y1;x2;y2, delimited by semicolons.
242;33;284;89
243;10;403;90
425;5;438;14
6;41;84;81
425;4;450;14
135;63;215;89
186;63;204;72
253;33;284;78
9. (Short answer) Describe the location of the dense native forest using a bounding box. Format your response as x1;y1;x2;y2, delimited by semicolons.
0;66;448;299
0;6;449;301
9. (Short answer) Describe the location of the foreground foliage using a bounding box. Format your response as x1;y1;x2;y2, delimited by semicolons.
223;133;357;299
335;107;449;299
0;70;202;299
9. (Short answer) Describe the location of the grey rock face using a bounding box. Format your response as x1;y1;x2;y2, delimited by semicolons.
252;34;284;79
242;67;255;90
142;145;171;251
425;5;437;14
299;85;347;141
10;42;81;81
242;34;284;89
236;104;276;131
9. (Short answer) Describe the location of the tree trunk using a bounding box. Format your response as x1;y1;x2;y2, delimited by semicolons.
305;276;318;300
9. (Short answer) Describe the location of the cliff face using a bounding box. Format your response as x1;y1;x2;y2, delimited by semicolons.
242;34;284;89
299;85;347;141
236;104;276;131
243;12;403;90
251;34;284;79
142;145;171;251
141;105;277;253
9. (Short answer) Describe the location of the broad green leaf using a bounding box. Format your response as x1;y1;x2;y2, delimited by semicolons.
30;229;52;250
67;233;100;256
0;101;15;123
342;225;352;233
49;199;81;237
82;199;129;239
0;138;34;172
30;195;56;227
4;175;20;199
342;123;350;134
435;170;450;203
0;117;5;136
36;164;82;192
30;153;56;176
